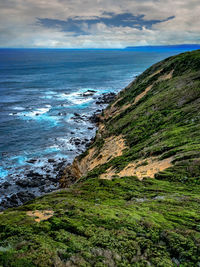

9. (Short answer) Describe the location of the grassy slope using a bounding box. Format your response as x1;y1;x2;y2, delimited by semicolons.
83;49;200;183
0;178;200;266
0;50;200;267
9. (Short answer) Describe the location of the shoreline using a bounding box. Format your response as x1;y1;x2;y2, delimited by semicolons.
0;91;116;210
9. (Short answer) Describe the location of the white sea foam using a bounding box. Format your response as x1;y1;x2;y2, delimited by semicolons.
18;105;51;118
43;145;60;154
41;91;57;99
71;97;93;105
11;105;59;126
57;137;76;150
55;91;79;101
12;106;25;111
59;89;94;105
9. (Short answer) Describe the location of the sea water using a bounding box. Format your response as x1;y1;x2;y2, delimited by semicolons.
0;48;195;202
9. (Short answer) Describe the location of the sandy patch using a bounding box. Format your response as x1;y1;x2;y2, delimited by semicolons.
133;85;153;105
100;156;173;180
61;135;127;186
27;210;54;222
149;69;163;78
103;101;120;120
158;70;174;81
79;135;127;175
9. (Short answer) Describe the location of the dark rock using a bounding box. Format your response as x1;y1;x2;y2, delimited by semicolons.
39;186;45;193
26;171;43;179
48;159;56;163
1;181;11;189
75;140;81;145
96;92;116;105
71;113;86;122
70;137;82;146
9;194;19;205
16;179;29;188
47;176;58;182
85;143;91;148
30;178;45;187
90;137;95;142
16;191;35;204
27;159;37;164
89;113;101;124
0;191;36;210
16;170;46;188
81;90;96;97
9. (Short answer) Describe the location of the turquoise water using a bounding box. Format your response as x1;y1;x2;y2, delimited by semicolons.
0;48;195;182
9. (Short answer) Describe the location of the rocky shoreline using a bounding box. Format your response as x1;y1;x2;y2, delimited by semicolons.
0;92;116;210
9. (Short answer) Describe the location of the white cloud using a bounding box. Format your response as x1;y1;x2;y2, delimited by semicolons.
0;0;199;48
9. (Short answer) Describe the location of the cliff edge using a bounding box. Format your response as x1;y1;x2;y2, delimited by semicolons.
0;50;200;266
60;49;200;187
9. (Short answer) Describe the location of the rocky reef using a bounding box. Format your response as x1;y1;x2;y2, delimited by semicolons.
0;91;116;210
0;50;200;266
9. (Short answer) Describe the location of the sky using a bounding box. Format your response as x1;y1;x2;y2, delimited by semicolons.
0;0;200;48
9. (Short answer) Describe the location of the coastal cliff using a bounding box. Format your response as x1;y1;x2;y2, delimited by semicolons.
0;50;200;266
60;49;200;187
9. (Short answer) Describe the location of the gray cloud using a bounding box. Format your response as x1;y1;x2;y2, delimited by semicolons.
0;0;199;48
37;13;175;36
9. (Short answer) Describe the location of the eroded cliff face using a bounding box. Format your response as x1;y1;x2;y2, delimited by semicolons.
1;50;200;267
60;134;127;187
60;50;200;187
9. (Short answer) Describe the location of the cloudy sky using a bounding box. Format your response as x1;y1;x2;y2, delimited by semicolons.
0;0;199;48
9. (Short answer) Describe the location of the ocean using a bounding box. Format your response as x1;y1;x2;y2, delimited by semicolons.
0;47;196;207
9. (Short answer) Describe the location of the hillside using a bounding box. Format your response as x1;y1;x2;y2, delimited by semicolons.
60;49;200;186
0;50;200;267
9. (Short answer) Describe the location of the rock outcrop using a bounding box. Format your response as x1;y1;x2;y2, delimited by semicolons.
1;50;200;267
60;49;200;187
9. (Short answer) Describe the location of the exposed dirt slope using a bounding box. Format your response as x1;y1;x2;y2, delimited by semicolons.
61;50;200;186
1;50;200;267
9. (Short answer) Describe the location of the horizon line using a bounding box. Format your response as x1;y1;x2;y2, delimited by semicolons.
0;44;200;50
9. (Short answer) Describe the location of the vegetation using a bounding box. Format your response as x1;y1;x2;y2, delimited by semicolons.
0;50;200;266
0;177;200;266
83;50;200;183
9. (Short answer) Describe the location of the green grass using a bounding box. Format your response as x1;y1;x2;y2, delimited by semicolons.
81;50;200;182
1;50;200;266
0;177;200;266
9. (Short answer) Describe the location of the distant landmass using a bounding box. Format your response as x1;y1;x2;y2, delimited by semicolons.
125;44;200;51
